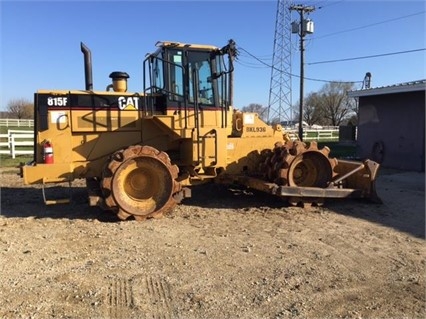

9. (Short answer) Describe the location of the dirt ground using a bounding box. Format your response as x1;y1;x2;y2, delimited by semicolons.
0;166;424;319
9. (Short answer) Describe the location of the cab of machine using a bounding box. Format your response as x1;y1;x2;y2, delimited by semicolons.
143;41;233;113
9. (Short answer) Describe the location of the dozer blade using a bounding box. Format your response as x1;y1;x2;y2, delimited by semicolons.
329;158;381;203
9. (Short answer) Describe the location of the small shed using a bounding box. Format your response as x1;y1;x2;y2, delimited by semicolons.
348;79;425;172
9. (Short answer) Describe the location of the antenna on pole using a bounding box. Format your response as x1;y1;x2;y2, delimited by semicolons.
363;72;372;89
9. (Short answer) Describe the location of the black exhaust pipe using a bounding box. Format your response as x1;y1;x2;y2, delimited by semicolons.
80;42;93;91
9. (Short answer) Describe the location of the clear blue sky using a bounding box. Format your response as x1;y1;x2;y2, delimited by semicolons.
1;0;425;113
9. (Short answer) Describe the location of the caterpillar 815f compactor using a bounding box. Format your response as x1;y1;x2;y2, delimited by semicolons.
21;40;380;220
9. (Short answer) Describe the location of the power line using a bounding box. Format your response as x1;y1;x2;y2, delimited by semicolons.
307;1;324;9
238;53;272;63
235;60;270;69
317;0;346;10
236;52;272;69
307;48;426;65
306;0;346;11
238;46;361;84
313;11;425;40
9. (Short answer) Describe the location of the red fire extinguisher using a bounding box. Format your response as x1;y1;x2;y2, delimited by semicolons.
43;140;54;164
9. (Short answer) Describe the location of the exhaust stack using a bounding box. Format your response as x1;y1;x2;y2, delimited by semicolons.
80;42;93;91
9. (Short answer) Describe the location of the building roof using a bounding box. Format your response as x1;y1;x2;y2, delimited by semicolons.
347;79;426;97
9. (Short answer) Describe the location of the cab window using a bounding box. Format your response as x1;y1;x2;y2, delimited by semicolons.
168;50;184;100
188;51;213;105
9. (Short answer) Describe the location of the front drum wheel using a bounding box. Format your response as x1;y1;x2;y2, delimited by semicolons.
101;145;181;221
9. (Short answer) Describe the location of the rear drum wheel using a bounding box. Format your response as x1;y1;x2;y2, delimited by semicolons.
262;141;338;206
288;151;333;188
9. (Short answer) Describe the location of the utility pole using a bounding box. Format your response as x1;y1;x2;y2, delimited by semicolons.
290;4;315;141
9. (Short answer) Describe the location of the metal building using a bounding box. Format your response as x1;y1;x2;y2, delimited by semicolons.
348;80;426;172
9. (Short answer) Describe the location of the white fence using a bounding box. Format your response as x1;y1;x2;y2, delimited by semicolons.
0;118;34;127
287;128;339;141
0;130;34;159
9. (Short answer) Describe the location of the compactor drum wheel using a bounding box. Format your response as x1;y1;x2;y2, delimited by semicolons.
101;145;181;221
266;141;337;186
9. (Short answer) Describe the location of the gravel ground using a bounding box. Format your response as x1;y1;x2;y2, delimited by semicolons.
0;167;424;319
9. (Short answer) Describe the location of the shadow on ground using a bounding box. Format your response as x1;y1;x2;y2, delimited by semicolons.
0;185;120;222
326;171;425;239
1;170;424;238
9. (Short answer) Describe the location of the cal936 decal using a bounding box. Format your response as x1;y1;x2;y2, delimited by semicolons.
246;126;267;133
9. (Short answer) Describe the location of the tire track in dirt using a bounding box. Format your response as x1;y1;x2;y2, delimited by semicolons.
107;275;176;319
108;278;133;319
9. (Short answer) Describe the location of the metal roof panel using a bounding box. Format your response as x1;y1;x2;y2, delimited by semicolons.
347;79;426;97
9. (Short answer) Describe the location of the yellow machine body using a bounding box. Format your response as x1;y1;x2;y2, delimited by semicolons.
22;40;380;220
23;92;285;184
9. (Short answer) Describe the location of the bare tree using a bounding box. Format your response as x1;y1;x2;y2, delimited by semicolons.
7;98;33;119
303;92;325;126
316;82;356;126
297;82;356;126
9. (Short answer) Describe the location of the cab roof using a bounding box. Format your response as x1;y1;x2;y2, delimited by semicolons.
155;41;219;51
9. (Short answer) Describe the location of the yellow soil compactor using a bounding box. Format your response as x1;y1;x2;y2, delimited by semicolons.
21;40;380;221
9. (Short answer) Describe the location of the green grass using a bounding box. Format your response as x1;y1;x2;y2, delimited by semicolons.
0;155;34;168
0;125;34;134
317;141;357;159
